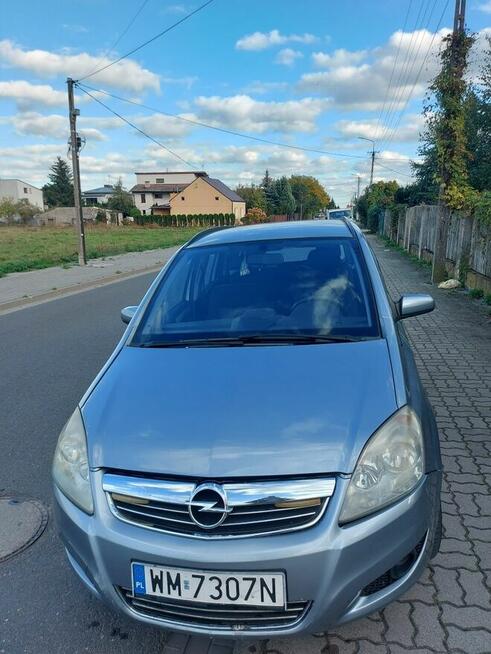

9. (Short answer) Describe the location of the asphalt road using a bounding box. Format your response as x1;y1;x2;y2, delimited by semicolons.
0;273;179;654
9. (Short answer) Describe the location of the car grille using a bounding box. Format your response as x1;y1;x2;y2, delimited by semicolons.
103;474;335;539
118;587;310;631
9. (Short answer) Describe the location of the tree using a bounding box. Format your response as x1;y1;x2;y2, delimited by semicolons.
0;198;19;224
289;175;330;218
265;178;279;215
274;177;296;216
0;198;38;224
235;185;267;212
16;200;38;224
355;180;399;229
418;28;475;282
106;178;134;215
261;169;272;190
42;157;74;207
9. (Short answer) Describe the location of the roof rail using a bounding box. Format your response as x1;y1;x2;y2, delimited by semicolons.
185;225;231;246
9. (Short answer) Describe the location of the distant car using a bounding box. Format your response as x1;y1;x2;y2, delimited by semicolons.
328;208;352;220
53;219;442;638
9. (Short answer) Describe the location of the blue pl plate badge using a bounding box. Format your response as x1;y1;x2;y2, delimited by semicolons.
132;563;147;595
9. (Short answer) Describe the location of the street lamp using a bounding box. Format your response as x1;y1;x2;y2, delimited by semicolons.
358;136;376;187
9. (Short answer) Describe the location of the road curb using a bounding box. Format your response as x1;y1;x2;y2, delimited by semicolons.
0;264;162;316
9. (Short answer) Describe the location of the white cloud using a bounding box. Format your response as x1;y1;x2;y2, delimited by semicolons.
8;111;106;141
0;80;118;109
0;39;160;93
312;49;367;68
161;75;198;89
206;146;260;164
0;80;66;109
299;28;453;110
134;113;194;138
275;48;303;66
193;94;329;133
146;144;261;166
335;113;425;142
236;29;317;51
78;116;122;130
478;1;491;13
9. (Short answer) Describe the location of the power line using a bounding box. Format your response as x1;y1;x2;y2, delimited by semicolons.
375;160;414;177
380;0;441;146
76;85;196;168
106;0;151;56
77;0;216;82
375;0;414;139
382;0;450;146
76;82;367;159
81;0;152;81
378;0;432;145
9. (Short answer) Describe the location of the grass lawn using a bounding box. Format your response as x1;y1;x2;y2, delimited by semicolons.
0;224;203;276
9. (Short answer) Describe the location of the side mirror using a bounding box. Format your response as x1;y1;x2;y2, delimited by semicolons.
398;294;435;319
121;305;137;324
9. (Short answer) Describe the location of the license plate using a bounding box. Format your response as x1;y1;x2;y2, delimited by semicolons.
131;562;286;608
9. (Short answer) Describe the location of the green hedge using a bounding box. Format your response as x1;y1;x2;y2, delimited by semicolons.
134;213;236;227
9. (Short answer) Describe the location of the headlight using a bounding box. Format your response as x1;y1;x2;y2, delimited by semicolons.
340;406;424;524
52;408;94;514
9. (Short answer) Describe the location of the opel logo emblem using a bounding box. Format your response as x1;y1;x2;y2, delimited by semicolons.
188;483;230;529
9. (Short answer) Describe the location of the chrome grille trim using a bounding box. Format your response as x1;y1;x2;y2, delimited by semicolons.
103;474;335;539
117;587;311;631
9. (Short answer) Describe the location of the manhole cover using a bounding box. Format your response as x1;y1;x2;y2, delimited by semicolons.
0;496;48;562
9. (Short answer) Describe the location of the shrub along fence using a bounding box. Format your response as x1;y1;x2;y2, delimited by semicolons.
134;213;235;227
380;205;491;293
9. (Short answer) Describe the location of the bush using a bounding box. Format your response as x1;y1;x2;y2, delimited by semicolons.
131;212;235;228
242;207;268;225
367;206;381;233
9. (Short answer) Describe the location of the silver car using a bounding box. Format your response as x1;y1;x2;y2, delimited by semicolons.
53;219;442;638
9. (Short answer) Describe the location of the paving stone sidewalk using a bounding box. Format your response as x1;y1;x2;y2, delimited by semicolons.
231;236;491;654
0;246;179;312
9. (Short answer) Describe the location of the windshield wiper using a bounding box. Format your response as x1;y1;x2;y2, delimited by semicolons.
240;333;363;344
138;334;365;348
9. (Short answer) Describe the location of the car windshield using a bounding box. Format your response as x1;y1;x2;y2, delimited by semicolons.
131;237;379;346
329;210;351;219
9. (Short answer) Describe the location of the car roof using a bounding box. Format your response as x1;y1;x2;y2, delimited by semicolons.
187;219;353;248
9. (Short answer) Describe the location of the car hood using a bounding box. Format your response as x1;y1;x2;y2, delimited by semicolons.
83;340;397;477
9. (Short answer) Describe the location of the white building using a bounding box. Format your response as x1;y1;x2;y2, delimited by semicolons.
0;178;44;210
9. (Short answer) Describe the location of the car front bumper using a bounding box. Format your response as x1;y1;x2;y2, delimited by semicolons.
53;470;441;638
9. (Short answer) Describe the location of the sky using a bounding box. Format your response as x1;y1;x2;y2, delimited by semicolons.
0;0;490;207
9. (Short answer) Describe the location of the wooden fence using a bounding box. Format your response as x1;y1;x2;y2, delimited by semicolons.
381;205;491;292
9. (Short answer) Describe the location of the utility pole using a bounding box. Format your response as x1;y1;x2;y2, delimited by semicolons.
369;145;376;187
358;137;377;187
67;78;87;266
355;175;361;223
431;0;466;284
